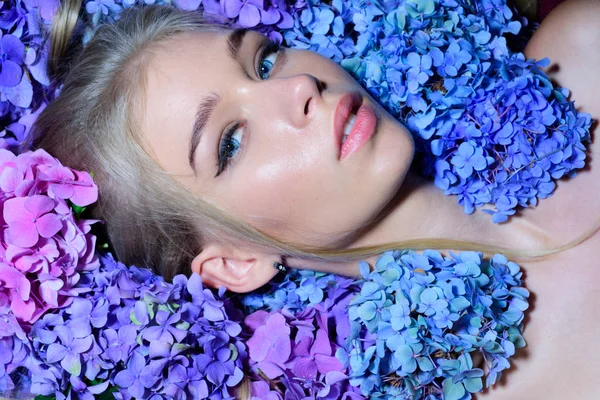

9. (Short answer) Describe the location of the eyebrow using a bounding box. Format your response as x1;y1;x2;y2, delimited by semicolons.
188;28;249;174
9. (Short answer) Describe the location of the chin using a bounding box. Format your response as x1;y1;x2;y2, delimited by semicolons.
373;115;415;177
367;122;415;209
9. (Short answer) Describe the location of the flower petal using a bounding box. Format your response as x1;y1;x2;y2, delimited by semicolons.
36;213;62;239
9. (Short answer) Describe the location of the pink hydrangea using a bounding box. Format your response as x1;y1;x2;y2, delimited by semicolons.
0;147;100;329
4;195;63;248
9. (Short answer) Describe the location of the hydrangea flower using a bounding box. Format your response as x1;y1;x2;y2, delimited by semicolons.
244;307;363;399
340;250;529;399
0;148;99;326
19;254;247;399
0;32;25;88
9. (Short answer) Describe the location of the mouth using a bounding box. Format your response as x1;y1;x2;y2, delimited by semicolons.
334;92;378;160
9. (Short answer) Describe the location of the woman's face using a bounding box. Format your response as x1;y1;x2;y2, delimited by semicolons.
141;29;414;247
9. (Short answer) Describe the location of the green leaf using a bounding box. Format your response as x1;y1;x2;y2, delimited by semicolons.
230;343;239;362
130;312;142;325
35;395;56;400
146;302;155;320
67;358;82;376
158;304;169;313
71;204;86;218
172;343;191;356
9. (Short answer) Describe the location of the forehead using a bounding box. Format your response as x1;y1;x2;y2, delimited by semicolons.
145;30;230;116
140;31;232;173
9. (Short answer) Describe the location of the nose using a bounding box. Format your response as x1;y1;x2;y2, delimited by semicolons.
266;73;323;129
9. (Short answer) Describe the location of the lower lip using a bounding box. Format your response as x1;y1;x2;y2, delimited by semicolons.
340;103;377;160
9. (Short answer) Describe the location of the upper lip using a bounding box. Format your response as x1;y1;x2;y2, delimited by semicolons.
334;92;363;159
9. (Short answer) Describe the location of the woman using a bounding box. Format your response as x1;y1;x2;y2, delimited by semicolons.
30;0;600;397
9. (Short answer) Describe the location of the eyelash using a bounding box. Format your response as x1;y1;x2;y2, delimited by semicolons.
215;39;283;177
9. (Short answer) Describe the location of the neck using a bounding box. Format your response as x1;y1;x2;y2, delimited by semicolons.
286;172;552;278
348;171;550;254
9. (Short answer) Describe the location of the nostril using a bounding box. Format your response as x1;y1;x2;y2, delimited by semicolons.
316;80;325;93
304;98;311;115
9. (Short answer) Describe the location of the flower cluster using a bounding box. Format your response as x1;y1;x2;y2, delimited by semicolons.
244;307;364;399
341;250;528;399
420;55;591;222
81;0;305;46
0;0;58;153
20;253;246;399
242;270;360;314
0;312;29;393
0;147;98;327
242;270;366;398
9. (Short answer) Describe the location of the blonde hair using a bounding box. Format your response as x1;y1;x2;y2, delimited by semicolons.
29;3;598;286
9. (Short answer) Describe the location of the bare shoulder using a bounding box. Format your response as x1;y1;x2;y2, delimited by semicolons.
512;0;600;246
526;0;600;49
476;230;600;399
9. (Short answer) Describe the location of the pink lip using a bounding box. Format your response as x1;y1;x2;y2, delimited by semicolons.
334;92;362;159
333;92;377;160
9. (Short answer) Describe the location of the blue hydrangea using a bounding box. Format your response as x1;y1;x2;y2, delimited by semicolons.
338;249;529;399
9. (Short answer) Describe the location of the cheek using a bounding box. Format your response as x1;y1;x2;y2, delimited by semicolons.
230;151;332;229
221;122;415;245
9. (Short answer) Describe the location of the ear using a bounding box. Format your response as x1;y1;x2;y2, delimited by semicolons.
190;242;279;293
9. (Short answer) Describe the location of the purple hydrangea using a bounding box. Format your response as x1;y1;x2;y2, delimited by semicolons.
22;253;247;399
245;307;364;399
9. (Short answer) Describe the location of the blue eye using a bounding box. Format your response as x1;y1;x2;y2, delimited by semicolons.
257;40;281;80
215;123;244;177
